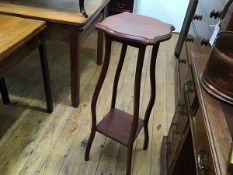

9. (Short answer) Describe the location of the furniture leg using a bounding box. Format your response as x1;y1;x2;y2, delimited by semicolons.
0;77;10;105
85;35;112;161
143;43;160;150
39;38;53;113
126;143;134;175
111;44;127;108
70;29;80;107
126;46;146;175
130;46;146;140
97;30;104;65
84;128;96;161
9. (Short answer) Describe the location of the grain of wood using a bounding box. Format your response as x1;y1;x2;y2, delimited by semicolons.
0;15;45;60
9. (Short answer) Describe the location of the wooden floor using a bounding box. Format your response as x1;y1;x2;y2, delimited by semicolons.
0;31;178;175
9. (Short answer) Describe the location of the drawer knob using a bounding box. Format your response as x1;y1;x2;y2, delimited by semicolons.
193;14;203;21
201;38;210;46
117;2;126;8
210;9;221;19
197;148;209;171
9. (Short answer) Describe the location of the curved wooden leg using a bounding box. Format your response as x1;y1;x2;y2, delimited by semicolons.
85;35;112;161
111;43;127;109
143;43;160;150
0;77;10;105
97;30;104;65
126;143;133;175
84;129;96;161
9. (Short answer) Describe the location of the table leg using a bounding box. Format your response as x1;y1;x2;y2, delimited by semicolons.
70;30;80;107
0;77;10;105
39;38;53;113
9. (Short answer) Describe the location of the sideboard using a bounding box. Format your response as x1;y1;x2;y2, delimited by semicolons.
161;0;233;174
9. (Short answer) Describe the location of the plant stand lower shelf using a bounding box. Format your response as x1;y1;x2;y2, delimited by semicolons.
96;108;144;146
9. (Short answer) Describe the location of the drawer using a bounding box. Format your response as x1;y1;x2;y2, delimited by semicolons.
109;0;134;12
191;107;216;175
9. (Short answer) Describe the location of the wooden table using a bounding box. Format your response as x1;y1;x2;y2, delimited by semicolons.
0;15;53;113
0;0;109;107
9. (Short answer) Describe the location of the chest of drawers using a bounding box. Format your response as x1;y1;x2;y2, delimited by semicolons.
161;0;233;174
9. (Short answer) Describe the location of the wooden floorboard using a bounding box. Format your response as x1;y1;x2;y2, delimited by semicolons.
0;31;177;175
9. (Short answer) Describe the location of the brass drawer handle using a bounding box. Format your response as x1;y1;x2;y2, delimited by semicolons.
197;148;209;171
117;2;126;8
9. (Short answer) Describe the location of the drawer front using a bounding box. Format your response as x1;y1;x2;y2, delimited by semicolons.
167;110;181;171
184;70;216;174
109;0;134;11
191;107;216;175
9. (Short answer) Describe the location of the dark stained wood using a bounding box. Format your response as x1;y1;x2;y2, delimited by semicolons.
69;28;80;107
96;12;174;45
85;13;173;175
111;43;127;109
38;37;53;113
0;0;109;107
143;43;159;150
85;34;112;161
126;44;146;175
96;108;144;146
0;77;10;105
